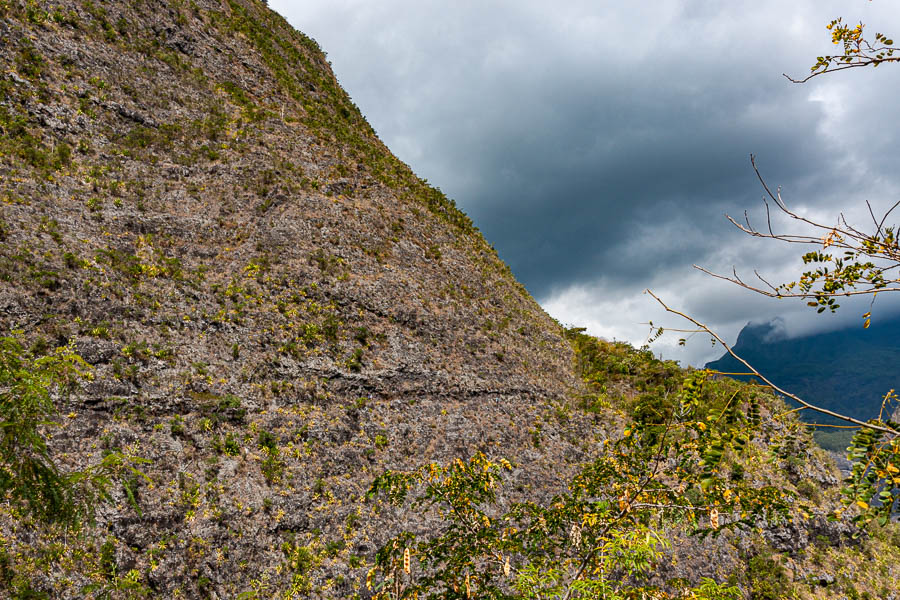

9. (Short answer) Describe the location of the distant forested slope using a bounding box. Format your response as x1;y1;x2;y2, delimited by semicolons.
707;316;900;450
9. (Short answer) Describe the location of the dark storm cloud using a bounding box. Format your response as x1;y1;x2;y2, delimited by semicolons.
271;1;900;362
453;87;827;297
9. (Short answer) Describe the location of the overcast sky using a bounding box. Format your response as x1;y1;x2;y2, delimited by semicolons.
270;0;900;365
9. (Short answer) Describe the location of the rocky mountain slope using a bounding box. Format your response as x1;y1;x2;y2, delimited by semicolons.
1;1;898;598
0;1;600;596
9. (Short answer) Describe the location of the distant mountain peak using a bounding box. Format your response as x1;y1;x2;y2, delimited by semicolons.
708;315;900;436
733;317;788;348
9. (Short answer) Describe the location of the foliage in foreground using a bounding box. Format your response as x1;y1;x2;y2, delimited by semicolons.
0;335;146;525
367;366;791;599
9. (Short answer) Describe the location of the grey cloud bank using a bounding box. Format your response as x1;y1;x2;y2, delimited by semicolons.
271;1;900;365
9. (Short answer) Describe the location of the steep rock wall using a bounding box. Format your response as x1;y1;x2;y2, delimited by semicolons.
0;1;601;596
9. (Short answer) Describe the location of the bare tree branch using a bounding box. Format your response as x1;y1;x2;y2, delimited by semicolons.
784;57;900;84
644;289;898;438
695;155;900;305
693;264;900;299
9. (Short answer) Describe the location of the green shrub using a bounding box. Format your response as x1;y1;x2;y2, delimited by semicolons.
0;335;142;526
222;433;240;456
746;552;791;600
258;430;278;451
796;479;822;503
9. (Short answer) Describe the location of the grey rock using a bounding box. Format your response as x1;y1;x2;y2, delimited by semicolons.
76;338;119;364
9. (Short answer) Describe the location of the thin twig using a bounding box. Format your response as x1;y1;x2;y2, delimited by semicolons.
644;289;898;437
879;199;900;234
692;264;900;299
784;56;900;84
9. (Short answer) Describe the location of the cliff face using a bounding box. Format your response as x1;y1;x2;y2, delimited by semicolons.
0;1;598;596
1;0;577;401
